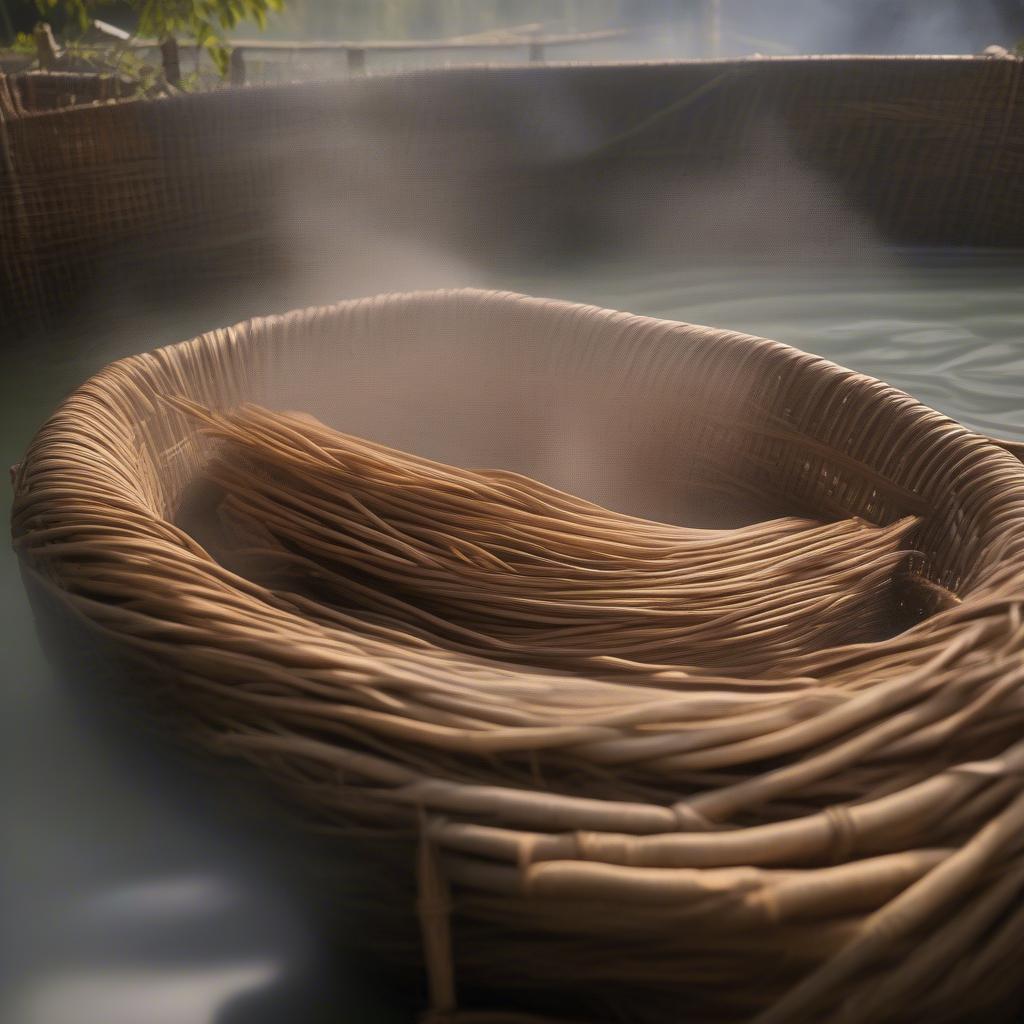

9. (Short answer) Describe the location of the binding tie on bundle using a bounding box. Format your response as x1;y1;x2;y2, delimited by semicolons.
824;803;859;865
671;801;718;831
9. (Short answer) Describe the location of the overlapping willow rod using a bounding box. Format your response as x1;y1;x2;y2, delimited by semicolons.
12;290;1024;1023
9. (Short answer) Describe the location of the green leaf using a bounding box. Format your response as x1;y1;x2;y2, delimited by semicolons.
28;0;285;77
208;39;229;75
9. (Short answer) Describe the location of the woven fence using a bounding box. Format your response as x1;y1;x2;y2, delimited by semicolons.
0;70;134;115
2;56;1024;337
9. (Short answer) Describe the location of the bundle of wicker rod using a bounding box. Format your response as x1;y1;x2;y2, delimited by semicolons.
12;290;1024;1023
182;397;921;676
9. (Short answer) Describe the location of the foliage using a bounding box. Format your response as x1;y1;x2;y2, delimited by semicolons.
9;27;197;94
32;0;284;75
10;29;36;51
70;39;167;92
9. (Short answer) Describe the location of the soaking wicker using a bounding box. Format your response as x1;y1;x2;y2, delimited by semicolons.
12;290;1024;1023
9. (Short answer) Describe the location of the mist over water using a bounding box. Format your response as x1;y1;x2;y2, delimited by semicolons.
703;0;1022;57
229;0;1024;77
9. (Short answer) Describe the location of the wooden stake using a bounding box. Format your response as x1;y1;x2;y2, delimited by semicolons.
160;35;181;87
229;47;246;86
34;22;60;70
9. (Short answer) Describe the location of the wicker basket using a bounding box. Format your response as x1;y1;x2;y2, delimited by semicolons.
12;290;1024;1023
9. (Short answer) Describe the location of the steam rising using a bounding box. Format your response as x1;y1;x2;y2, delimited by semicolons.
223;68;888;531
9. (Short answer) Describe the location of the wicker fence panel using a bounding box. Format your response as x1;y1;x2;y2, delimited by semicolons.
2;57;1024;336
8;70;135;113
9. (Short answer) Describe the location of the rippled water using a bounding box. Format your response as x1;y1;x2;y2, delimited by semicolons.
510;251;1024;442
4;249;1024;1023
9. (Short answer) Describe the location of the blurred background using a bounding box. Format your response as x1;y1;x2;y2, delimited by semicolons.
4;0;1024;83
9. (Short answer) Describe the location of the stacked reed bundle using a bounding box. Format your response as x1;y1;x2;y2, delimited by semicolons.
12;291;1024;1022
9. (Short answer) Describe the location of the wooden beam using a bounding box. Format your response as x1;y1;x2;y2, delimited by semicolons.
130;28;628;56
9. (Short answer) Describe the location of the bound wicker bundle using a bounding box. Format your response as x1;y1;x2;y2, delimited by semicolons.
12;291;1024;1023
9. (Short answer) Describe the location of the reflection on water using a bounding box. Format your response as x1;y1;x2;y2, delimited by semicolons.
3;249;1024;1022
12;960;282;1024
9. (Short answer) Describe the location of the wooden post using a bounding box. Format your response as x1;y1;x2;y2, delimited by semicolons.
0;72;22;119
34;22;60;70
0;0;14;45
347;47;366;74
417;817;456;1016
160;35;181;86
229;47;246;86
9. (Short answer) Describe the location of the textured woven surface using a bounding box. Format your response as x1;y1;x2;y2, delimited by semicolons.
12;290;1024;1022
3;56;1024;336
0;70;133;115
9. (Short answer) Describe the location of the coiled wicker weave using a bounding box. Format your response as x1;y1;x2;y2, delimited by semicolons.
12;290;1024;1023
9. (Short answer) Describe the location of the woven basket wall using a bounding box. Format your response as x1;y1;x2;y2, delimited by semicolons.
11;290;1024;1022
